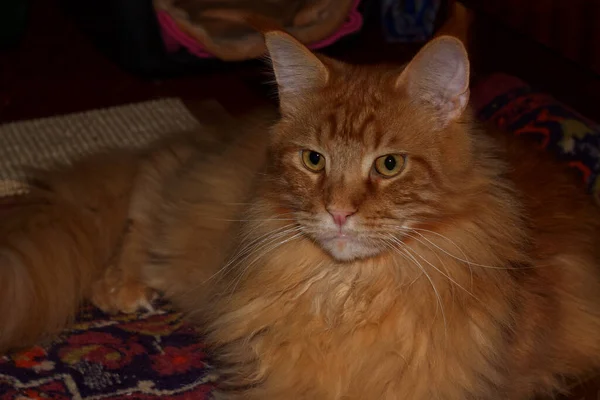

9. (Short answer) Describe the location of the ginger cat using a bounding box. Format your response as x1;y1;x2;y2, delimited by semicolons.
2;32;600;399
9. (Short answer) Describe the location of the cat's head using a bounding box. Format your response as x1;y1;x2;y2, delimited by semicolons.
263;32;476;262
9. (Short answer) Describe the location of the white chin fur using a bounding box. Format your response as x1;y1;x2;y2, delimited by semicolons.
320;237;382;262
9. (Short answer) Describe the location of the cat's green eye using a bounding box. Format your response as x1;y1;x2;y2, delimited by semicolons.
301;150;326;172
374;154;406;178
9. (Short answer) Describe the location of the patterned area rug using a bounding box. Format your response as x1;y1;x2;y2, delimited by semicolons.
0;304;214;399
0;89;599;399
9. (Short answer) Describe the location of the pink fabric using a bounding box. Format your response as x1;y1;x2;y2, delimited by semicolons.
156;0;363;59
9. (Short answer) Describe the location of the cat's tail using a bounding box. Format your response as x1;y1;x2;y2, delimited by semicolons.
0;152;138;352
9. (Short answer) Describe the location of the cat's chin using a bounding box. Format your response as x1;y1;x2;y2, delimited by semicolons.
320;236;382;262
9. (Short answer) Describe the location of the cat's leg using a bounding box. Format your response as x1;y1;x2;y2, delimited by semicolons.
90;136;202;314
90;102;248;314
90;218;156;314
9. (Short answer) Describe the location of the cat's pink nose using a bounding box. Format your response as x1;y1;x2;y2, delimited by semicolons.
327;208;356;228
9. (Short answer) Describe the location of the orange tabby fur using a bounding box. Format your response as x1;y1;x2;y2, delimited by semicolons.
1;33;600;399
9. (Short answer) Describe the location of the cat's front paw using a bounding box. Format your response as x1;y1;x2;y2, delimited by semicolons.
91;269;157;315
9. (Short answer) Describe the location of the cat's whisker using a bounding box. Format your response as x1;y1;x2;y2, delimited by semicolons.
191;227;304;300
230;224;302;264
222;226;303;280
206;211;298;223
408;228;534;270
230;231;305;286
407;229;475;290
385;235;448;336
235;222;300;253
379;240;415;270
237;226;303;260
408;227;476;267
299;226;320;248
400;232;461;303
378;240;424;290
384;224;530;271
218;202;262;205
227;232;305;295
235;227;303;270
396;232;473;295
399;234;479;302
229;225;292;259
203;224;301;284
236;214;297;243
406;270;425;288
208;218;297;222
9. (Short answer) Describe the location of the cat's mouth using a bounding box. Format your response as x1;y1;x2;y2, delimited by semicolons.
317;232;381;262
321;230;357;242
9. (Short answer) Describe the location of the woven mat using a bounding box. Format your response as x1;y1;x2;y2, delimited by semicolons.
0;98;200;196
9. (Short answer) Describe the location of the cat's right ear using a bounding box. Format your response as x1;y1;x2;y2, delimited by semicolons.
395;36;470;128
264;31;329;114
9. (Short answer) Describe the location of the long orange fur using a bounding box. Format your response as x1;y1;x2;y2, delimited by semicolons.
1;33;600;399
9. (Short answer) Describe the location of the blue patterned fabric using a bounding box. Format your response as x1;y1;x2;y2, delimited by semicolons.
381;0;441;42
476;78;600;205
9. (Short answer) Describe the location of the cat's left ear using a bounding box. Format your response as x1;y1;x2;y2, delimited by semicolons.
396;36;470;128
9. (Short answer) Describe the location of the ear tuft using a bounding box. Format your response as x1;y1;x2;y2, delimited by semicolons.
396;36;470;127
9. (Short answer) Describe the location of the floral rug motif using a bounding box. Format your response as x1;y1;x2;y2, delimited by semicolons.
0;304;214;399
